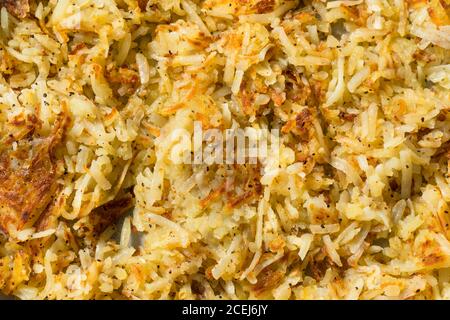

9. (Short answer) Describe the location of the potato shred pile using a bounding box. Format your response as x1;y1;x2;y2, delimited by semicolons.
0;0;450;300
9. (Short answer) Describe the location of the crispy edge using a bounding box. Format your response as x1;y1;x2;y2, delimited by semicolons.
0;113;69;236
1;0;30;18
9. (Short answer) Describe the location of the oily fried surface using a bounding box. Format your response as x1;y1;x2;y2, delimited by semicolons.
0;115;68;236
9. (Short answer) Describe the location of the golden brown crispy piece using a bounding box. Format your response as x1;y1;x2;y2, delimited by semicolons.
0;114;68;237
74;193;134;239
91;194;134;235
253;0;275;14
105;64;140;86
137;0;148;12
253;268;284;296
105;64;140;97
0;0;30;18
